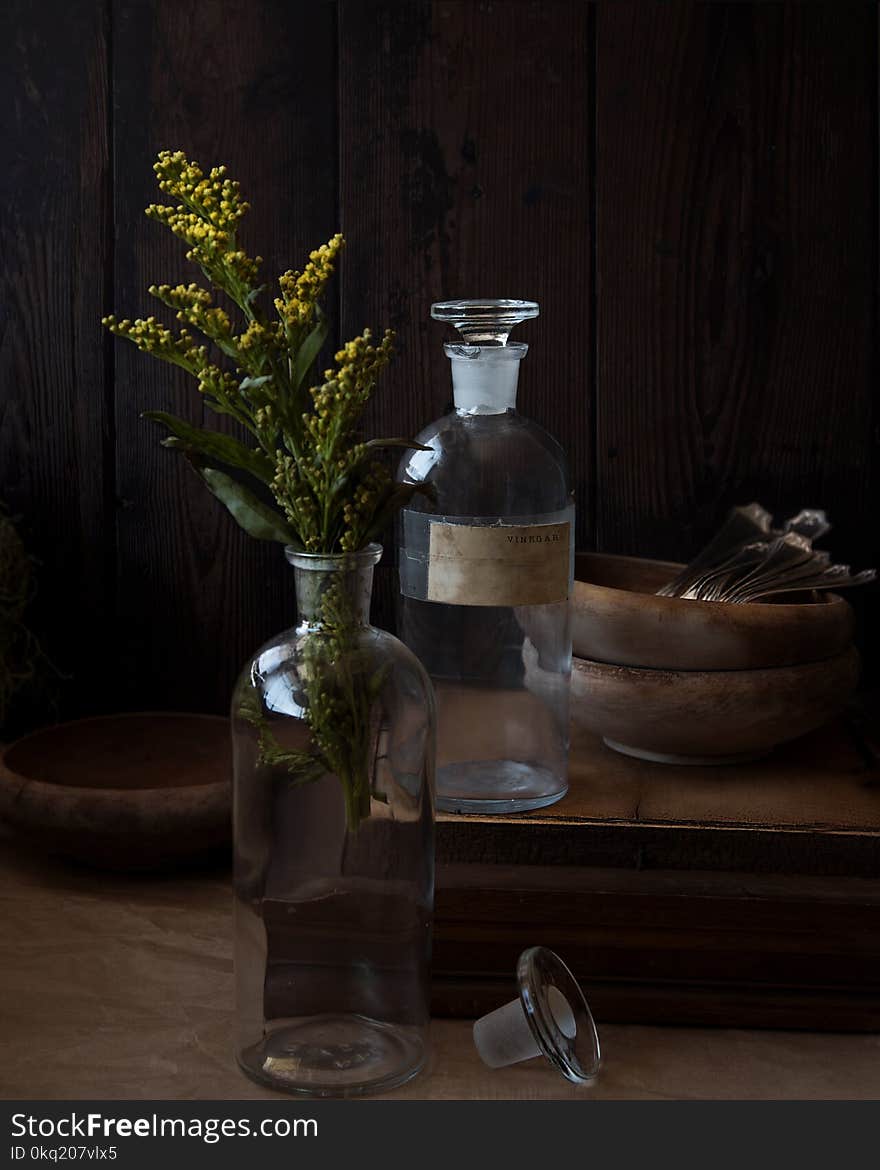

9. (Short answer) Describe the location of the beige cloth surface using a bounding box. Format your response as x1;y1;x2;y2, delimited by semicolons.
1;839;878;1101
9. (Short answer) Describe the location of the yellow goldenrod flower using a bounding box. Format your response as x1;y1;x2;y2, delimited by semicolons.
103;151;417;557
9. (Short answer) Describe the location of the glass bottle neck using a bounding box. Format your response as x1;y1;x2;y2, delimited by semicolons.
286;546;381;629
446;343;526;415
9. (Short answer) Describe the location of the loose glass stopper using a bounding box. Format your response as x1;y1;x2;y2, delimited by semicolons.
431;298;539;346
472;946;601;1084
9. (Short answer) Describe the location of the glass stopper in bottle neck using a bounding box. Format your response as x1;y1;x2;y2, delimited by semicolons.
431;299;539;414
430;298;539;346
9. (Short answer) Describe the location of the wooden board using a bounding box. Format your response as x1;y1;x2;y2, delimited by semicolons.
438;717;880;875
595;2;877;563
433;863;880;1030
0;0;112;718
338;0;594;630
1;0;877;709
595;1;880;681
433;715;880;1029
111;0;338;712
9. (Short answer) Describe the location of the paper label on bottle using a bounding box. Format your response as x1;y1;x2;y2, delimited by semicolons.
426;520;571;606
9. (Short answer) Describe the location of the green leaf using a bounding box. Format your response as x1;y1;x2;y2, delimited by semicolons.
264;744;327;785
238;374;273;393
360;482;436;544
292;318;329;391
200;467;301;546
144;411;274;483
200;399;255;426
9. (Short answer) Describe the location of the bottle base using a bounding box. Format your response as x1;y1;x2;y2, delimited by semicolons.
436;759;568;815
237;1014;427;1098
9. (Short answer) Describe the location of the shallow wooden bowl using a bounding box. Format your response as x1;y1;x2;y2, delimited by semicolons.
0;713;230;869
573;552;854;670
571;648;860;764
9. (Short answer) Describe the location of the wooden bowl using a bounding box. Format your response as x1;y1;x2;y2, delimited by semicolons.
0;713;230;869
573;552;854;670
571;648;860;764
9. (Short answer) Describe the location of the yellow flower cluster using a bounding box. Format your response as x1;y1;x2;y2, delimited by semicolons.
237;319;282;354
233;320;286;393
276;234;344;330
145;207;260;290
102;314;241;418
270;329;395;550
146;151;260;292
152;150;250;230
103;150;415;559
272;453;320;547
340;461;393;551
101;315;206;367
195;365;241;408
149;283;233;342
304;330;395;446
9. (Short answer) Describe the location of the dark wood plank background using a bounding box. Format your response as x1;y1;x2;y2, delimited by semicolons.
2;0;877;719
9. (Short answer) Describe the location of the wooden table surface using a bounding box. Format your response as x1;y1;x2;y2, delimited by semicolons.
437;716;880;874
1;840;878;1101
431;717;880;1029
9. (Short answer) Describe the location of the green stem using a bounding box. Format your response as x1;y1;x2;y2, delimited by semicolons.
343;768;364;834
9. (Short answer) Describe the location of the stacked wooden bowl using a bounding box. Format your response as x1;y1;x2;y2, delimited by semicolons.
571;553;858;764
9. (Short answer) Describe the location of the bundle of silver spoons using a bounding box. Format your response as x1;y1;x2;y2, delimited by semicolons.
657;503;876;603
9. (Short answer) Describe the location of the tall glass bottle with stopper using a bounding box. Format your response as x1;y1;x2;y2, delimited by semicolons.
397;299;574;814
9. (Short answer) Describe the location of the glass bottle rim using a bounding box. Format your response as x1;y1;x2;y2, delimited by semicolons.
284;543;382;571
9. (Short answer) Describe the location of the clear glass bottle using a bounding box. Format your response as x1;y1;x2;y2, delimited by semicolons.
232;544;435;1097
397;299;574;815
